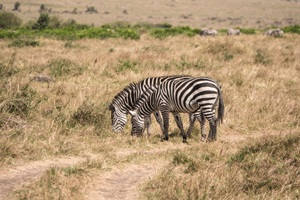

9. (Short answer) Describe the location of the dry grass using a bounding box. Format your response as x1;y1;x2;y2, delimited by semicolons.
1;0;300;28
0;33;300;199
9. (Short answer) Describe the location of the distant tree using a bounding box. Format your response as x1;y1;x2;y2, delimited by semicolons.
40;4;45;12
0;11;22;29
32;13;49;30
0;4;3;10
13;2;20;11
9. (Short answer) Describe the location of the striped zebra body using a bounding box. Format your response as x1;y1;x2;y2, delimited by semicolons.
109;75;206;137
129;77;224;142
227;29;241;35
263;29;284;36
200;28;218;36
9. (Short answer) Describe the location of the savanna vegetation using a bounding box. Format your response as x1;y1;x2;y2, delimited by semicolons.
0;8;300;200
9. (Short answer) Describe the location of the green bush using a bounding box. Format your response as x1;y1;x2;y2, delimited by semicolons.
0;11;22;29
235;27;256;34
14;2;20;11
150;26;200;39
32;13;50;30
8;39;40;47
282;25;300;34
49;16;62;29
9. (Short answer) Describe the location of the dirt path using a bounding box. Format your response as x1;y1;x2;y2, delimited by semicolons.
0;129;296;200
0;157;86;200
85;163;163;200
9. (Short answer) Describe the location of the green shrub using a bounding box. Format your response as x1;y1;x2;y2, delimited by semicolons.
282;25;300;34
13;2;20;11
61;19;77;28
40;4;45;12
32;13;50;30
85;6;98;13
150;26;199;39
0;11;22;29
49;15;62;29
109;21;131;29
223;51;234;61
236;27;256;34
8;39;40;47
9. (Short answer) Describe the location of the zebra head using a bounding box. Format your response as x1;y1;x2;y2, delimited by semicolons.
129;110;145;136
109;104;127;132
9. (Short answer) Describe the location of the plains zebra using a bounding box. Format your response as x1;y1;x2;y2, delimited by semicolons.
263;29;284;36
109;75;206;138
200;28;218;36
227;29;241;35
129;77;224;143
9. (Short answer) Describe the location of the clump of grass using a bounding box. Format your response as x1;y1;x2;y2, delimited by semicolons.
8;39;40;47
223;51;234;61
254;49;273;65
85;6;98;13
67;100;106;128
114;60;139;74
13;158;103;199
228;133;300;195
0;61;19;78
64;40;73;48
206;40;243;55
48;58;83;77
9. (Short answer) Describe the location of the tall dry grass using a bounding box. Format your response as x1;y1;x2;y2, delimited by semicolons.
0;33;300;199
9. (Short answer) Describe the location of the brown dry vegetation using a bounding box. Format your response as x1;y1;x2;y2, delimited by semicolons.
0;33;300;199
1;0;300;28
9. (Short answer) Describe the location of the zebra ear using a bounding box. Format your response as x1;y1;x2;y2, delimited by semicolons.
128;110;137;116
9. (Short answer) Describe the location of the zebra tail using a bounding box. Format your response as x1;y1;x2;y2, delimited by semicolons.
217;89;225;126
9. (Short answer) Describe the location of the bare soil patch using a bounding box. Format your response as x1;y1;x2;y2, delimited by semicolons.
0;157;86;200
85;163;162;200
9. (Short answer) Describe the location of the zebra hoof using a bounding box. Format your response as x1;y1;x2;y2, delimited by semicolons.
163;136;169;141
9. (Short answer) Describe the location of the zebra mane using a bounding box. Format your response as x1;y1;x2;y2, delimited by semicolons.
132;84;158;111
109;82;138;110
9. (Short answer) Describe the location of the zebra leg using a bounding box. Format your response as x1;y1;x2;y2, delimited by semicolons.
145;115;152;135
207;117;217;142
186;113;196;138
196;111;206;141
153;110;164;132
161;106;170;141
172;112;187;143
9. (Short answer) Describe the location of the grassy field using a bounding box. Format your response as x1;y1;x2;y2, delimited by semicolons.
1;0;300;28
0;30;299;199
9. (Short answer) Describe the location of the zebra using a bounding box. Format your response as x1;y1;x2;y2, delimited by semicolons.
129;77;224;143
200;28;218;36
263;29;284;36
227;29;241;35
109;75;207;139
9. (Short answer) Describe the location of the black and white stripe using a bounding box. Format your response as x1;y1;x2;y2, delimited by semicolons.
129;77;224;142
227;29;241;35
109;76;206;138
200;28;218;36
